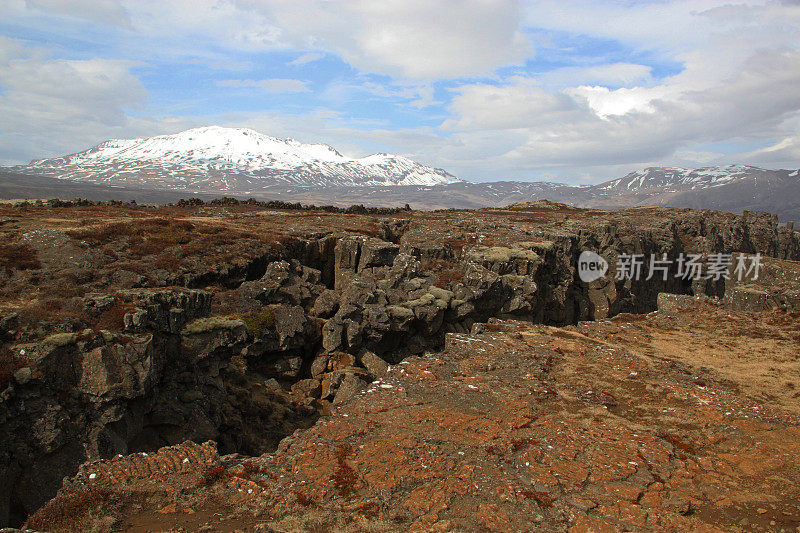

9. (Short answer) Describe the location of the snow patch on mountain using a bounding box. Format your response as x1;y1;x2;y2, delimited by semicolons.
599;165;772;193
21;126;460;189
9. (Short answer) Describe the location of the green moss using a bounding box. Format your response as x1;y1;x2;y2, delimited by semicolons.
466;246;540;263
183;316;245;335
43;332;77;347
520;240;555;252
387;305;415;319
240;308;276;336
428;286;454;303
405;294;436;308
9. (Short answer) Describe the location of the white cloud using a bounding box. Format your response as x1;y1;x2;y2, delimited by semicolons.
442;79;584;131
24;0;131;27
125;0;533;79
2;0;800;181
436;46;800;179
218;78;311;93
565;85;670;117
288;52;324;66
734;111;800;168
0;35;24;65
304;0;531;79
539;63;653;89
0;37;148;163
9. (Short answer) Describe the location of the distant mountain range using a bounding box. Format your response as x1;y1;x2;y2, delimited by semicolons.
574;165;800;223
2;127;799;223
13;126;459;189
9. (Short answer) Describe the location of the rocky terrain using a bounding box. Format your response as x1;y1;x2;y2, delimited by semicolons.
0;199;798;530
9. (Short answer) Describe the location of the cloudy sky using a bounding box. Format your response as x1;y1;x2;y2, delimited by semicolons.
1;0;799;183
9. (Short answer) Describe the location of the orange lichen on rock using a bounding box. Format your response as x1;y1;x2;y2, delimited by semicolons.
25;303;800;532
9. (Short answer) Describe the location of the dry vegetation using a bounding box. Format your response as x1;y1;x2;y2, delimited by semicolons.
0;244;41;274
0;200;405;345
23;487;114;532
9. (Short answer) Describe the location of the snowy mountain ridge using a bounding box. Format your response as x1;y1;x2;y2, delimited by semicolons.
19;126;460;190
600;165;768;192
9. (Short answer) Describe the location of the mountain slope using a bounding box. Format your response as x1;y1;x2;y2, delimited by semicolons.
597;165;763;191
3;141;798;222
228;165;799;222
14;126;460;190
582;165;800;222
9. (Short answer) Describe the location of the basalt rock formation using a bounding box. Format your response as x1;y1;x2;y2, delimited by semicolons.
25;295;800;532
0;200;798;528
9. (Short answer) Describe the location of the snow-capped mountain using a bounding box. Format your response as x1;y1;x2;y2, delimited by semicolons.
15;126;460;191
598;165;775;192
582;165;800;222
3;150;798;221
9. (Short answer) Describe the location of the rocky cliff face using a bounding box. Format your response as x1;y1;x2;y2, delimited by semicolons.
0;201;798;527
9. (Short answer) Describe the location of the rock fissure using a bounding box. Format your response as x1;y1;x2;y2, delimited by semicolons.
1;206;799;527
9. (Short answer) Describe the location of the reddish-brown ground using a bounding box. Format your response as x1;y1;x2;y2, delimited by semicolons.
28;298;800;532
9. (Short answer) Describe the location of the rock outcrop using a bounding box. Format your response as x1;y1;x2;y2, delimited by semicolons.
24;300;800;532
1;201;799;527
0;289;317;525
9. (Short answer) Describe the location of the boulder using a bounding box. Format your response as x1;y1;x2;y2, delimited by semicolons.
329;351;356;372
334;236;363;290
181;317;248;361
498;274;538;314
333;373;371;405
291;378;322;400
238;260;324;309
112;289;212;333
465;245;541;275
358;350;390;378
260;355;304;379
320;367;371;400
311;289;340;318
358;238;400;271
77;337;155;399
310;355;330;378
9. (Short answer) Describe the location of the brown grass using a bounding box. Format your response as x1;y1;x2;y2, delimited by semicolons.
16;297;70;324
241;459;265;476
68;218;196;251
659;433;697;458
419;258;464;289
434;269;463;289
443;235;478;252
295;490;314;507
211;289;244;316
92;298;137;330
24;487;112;531
0;243;41;273
152;252;184;270
520;489;556;507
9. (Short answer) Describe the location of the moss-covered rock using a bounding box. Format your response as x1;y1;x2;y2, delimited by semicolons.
42;332;77;347
240;308;276;336
519;240;555;252
466;246;540;264
428;286;454;303
182;316;245;335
